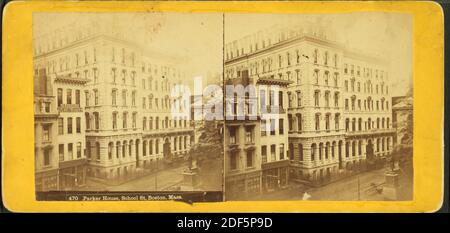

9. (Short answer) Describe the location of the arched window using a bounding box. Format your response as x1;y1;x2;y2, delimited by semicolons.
143;140;147;156
325;142;330;159
95;142;100;161
116;141;120;158
311;143;317;161
108;142;113;160
319;143;323;160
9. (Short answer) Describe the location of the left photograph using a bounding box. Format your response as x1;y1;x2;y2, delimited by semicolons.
32;13;224;201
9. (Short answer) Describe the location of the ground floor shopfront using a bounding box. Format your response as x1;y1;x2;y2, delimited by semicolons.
261;160;290;192
59;159;87;190
288;132;395;187
35;169;59;191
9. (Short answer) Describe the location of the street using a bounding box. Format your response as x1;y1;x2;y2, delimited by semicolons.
81;158;223;192
245;163;413;201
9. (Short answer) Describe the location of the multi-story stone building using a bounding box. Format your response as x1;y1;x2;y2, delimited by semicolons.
224;23;395;197
33;19;194;186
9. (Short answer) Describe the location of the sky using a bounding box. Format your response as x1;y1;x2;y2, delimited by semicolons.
34;12;412;96
33;13;224;86
225;13;412;97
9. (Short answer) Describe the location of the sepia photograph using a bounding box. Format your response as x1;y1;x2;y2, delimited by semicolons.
32;11;414;202
32;12;224;201
223;13;413;201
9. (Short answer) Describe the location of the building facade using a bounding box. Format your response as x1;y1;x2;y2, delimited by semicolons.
33;20;194;187
224;23;395;198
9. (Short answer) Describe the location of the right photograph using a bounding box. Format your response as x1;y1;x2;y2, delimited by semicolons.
223;13;413;201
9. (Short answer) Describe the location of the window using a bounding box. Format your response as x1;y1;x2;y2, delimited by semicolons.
325;91;330;107
122;112;127;129
270;144;276;161
59;144;64;162
334;73;338;87
58;118;64;135
85;91;90;107
132;112;137;129
311;143;316;161
77;142;82;158
112;112;117;129
261;120;267;136
142;97;146;109
132;91;136;106
43;149;51;166
288;92;292;108
230;151;238;170
68;143;73;160
334;54;338;67
314;70;319;84
297;114;302;132
279;118;284;135
57;88;63;106
76;117;81;133
67;89;72;104
229;128;236;144
297;91;302;107
313;49;318;63
314;90;320;107
108;143;113;159
279;144;285;160
75;90;80;105
246;150;253;168
335;114;340;130
345;80;349;92
261;146;267;163
149;117;153;130
334;92;339;107
315;114;320;131
111;68;117;83
94;90;99;105
345;99;349;110
94;112;99;130
122;90;127;106
111;89;117;105
245;127;253;143
325;114;330;131
270;119;276;135
67;117;73;134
